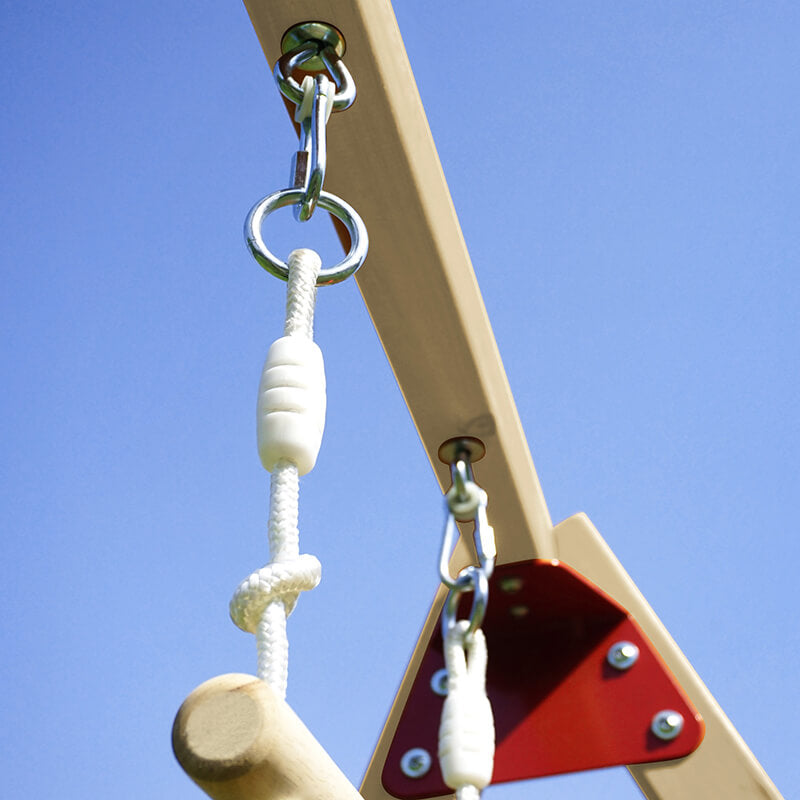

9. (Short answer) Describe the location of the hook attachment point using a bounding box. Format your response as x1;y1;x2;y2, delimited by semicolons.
280;21;346;69
437;437;486;466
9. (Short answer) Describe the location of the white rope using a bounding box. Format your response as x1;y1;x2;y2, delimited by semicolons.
438;621;495;799
456;787;482;800
283;247;319;339
230;248;324;699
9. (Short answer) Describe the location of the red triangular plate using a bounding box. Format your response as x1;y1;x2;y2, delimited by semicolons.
382;559;704;798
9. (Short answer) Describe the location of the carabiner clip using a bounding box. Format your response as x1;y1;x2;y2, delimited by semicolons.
291;74;333;221
438;486;496;589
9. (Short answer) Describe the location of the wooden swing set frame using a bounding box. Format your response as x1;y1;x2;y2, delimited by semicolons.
173;2;783;798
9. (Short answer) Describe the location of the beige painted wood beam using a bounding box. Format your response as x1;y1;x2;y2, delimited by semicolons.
240;2;783;798
242;0;554;562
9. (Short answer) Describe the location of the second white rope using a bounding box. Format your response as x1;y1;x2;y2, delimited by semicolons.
438;620;495;799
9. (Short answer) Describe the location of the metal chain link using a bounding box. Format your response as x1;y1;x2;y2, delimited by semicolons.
245;37;368;286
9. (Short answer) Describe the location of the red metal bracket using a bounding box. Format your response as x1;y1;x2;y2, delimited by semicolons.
382;559;704;798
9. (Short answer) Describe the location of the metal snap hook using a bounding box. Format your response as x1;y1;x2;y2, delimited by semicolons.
439;500;495;589
291;74;332;222
245;188;368;285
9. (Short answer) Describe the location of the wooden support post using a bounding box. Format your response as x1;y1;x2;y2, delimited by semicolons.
173;674;364;800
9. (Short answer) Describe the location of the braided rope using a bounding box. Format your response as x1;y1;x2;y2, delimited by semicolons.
230;249;323;699
439;620;495;798
283;249;319;338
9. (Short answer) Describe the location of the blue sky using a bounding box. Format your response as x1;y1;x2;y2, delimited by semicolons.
2;2;797;798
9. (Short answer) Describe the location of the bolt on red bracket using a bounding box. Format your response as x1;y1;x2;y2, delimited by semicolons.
382;559;704;798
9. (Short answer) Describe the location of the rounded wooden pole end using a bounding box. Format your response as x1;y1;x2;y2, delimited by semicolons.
173;673;363;800
172;673;270;782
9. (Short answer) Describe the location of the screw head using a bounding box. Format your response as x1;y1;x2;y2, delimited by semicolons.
430;668;449;696
509;605;529;618
499;576;524;593
607;640;640;670
651;710;684;741
400;748;432;778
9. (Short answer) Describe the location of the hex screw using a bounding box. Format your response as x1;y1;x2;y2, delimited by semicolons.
400;748;432;778
430;668;449;697
607;640;640;670
499;576;524;593
651;710;684;741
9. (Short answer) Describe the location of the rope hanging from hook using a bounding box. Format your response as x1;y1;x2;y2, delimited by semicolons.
231;25;367;700
437;443;496;798
230;249;324;698
440;622;494;800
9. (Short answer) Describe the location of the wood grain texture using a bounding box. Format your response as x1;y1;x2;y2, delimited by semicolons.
173;674;364;800
241;0;555;561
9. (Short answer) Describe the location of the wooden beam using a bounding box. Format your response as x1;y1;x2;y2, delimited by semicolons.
173;674;364;800
242;0;555;562
239;2;783;798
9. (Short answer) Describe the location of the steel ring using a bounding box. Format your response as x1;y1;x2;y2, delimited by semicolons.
245;188;368;285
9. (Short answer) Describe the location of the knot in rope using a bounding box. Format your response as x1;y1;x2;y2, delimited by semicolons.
229;554;321;633
231;249;324;698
